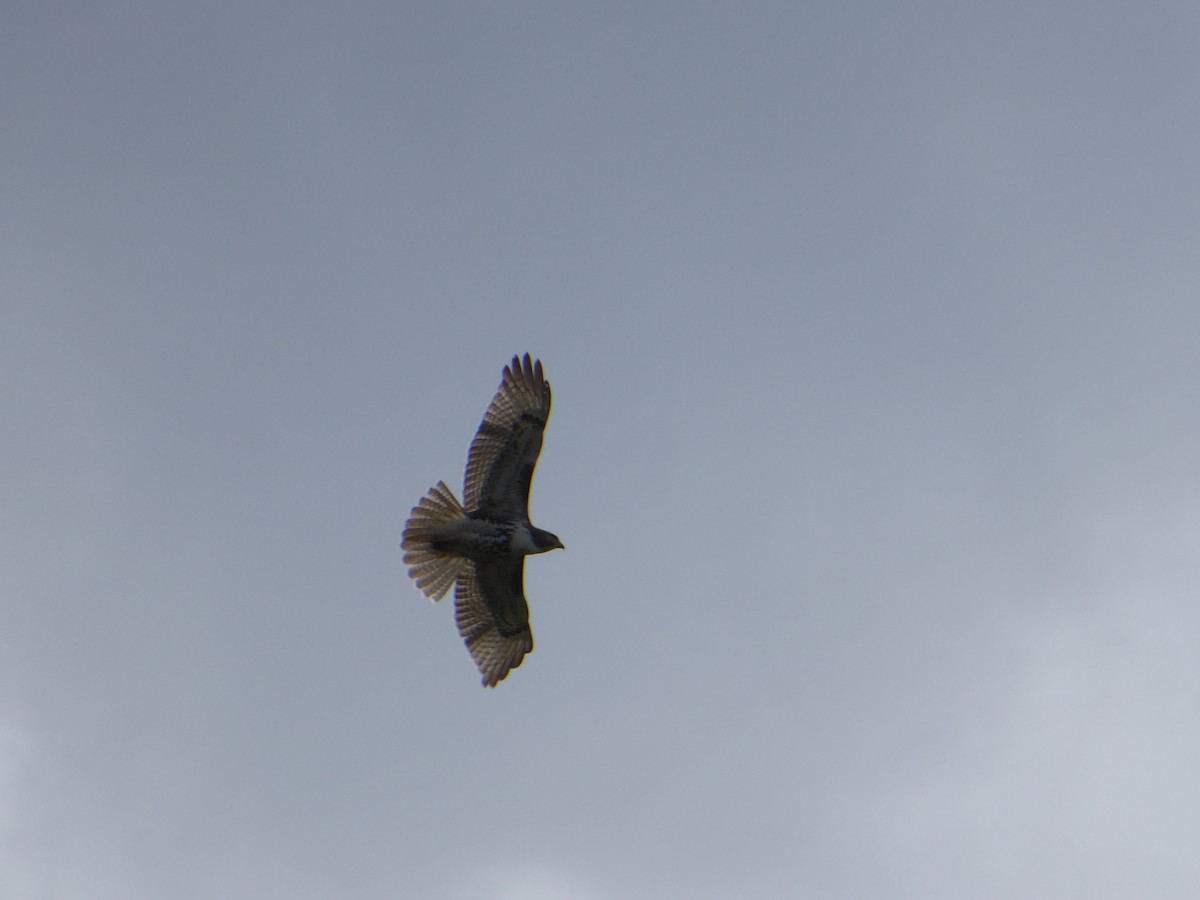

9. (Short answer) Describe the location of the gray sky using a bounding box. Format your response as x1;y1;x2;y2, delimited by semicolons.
4;2;1200;898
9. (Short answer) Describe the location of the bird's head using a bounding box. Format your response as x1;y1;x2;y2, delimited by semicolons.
531;527;565;553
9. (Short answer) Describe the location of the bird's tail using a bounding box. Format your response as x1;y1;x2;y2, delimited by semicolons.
402;481;468;601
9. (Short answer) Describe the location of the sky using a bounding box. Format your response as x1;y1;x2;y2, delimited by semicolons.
3;2;1200;898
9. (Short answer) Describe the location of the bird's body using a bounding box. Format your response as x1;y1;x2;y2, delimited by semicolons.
402;354;563;686
430;513;551;560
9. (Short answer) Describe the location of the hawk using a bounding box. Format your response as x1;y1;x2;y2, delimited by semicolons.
402;354;563;686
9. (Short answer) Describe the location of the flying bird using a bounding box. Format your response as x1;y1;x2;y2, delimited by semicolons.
402;354;563;686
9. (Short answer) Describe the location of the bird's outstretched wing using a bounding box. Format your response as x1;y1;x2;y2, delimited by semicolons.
455;559;533;687
463;354;552;515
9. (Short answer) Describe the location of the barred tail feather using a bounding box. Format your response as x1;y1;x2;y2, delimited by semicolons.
402;481;467;601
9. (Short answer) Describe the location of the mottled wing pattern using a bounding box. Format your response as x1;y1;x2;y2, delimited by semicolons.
455;559;533;687
463;354;552;515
